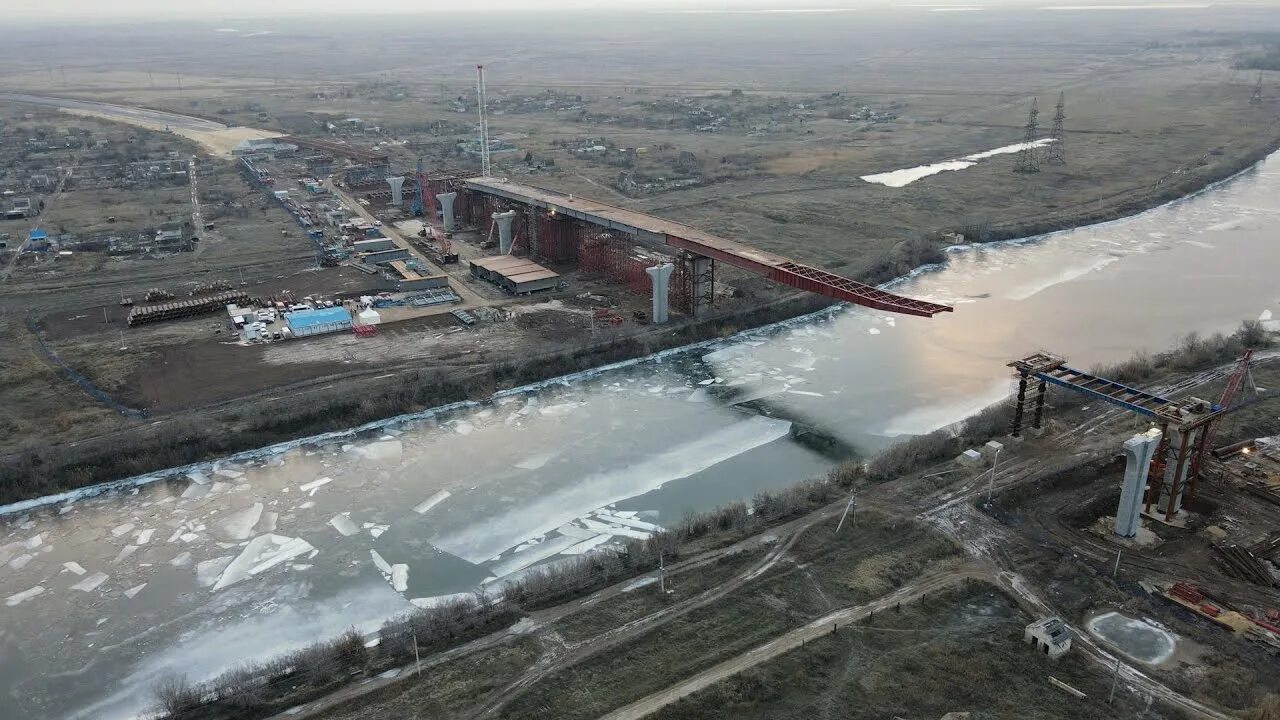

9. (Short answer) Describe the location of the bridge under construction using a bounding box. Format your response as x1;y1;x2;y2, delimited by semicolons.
443;177;952;320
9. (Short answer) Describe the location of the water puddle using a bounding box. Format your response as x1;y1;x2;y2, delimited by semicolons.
1087;611;1178;664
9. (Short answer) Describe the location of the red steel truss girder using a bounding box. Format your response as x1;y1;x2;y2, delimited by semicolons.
664;234;951;318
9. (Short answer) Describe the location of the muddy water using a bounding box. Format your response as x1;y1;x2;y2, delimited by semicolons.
3;154;1280;719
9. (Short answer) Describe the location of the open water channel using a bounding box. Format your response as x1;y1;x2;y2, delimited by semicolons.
3;153;1280;719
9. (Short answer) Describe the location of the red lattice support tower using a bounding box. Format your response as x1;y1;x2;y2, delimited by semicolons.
536;213;580;264
577;233;659;295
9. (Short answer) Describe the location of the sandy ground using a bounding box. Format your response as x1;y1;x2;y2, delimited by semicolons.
60;107;280;157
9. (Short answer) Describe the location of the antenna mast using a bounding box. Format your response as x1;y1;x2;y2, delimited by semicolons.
477;64;492;177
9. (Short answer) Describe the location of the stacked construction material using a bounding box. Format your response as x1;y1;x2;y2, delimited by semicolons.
127;291;251;327
1214;543;1278;587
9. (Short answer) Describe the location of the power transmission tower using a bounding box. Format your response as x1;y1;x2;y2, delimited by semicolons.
1252;72;1264;105
1013;97;1041;174
1045;92;1066;165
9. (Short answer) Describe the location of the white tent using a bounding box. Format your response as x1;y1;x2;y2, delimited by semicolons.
358;308;381;326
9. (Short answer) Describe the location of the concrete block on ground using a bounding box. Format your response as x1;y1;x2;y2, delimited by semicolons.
981;440;1004;461
957;449;983;467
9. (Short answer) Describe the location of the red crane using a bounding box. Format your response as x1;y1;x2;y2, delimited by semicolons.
1190;348;1255;479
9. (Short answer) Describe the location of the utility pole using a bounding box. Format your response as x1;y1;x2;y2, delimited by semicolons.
1108;657;1121;704
659;552;666;594
412;628;421;676
1113;548;1122;577
835;492;856;534
1045;92;1066;165
986;446;1002;504
1014;97;1041;174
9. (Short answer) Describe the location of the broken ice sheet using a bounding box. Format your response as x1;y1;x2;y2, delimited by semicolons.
218;503;264;541
328;513;359;537
6;586;44;607
71;572;109;592
413;490;451;515
299;477;333;496
390;564;409;593
211;535;316;591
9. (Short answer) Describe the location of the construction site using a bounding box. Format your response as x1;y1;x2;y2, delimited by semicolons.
3;6;1280;719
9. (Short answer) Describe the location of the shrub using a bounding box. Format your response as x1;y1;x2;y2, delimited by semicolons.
152;673;201;718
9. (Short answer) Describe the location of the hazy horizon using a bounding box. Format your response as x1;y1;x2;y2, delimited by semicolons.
16;0;1276;23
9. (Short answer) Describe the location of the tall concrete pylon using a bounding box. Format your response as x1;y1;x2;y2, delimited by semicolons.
1115;430;1161;538
493;210;517;254
646;263;674;324
437;192;458;231
386;176;405;206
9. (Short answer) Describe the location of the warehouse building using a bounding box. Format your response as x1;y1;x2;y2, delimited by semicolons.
470;256;561;295
284;306;352;337
389;260;450;292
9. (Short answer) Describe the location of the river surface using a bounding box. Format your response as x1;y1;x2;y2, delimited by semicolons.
3;154;1280;719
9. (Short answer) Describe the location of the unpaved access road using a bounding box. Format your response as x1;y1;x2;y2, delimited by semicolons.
598;566;985;720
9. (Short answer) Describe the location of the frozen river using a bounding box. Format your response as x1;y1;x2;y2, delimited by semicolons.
3;153;1280;719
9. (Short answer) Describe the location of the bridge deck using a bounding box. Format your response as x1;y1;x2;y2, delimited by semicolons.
464;177;951;317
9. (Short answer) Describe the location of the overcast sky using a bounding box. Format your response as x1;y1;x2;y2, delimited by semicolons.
12;0;880;21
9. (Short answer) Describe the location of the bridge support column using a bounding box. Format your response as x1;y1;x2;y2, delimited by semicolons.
437;192;458;231
647;263;674;324
1010;371;1030;437
1116;431;1161;538
1158;424;1201;521
386;176;405;206
690;254;714;317
493;211;517;254
1031;380;1048;431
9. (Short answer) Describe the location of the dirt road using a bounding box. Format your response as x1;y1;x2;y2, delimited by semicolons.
598;566;984;720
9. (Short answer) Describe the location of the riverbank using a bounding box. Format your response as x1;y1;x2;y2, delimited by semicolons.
3;134;1279;508
142;326;1278;720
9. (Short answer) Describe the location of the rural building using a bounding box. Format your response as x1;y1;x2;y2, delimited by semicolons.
26;229;50;252
1024;617;1073;659
284;306;352;337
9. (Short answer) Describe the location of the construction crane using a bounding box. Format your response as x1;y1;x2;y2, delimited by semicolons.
1;164;73;284
410;158;455;263
1189;348;1256;479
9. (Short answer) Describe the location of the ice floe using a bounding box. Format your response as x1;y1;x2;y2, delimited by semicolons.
71;572;109;592
413;490;451;515
123;584;147;599
63;561;87;575
218;503;264;541
328;513;359;537
211;535;316;591
6;586;44;606
299;477;333;495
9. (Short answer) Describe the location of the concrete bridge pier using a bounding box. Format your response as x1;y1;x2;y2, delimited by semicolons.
493;211;517;254
437;192;458;231
1115;430;1161;537
689;254;714;317
386;176;405;206
647;263;674;324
